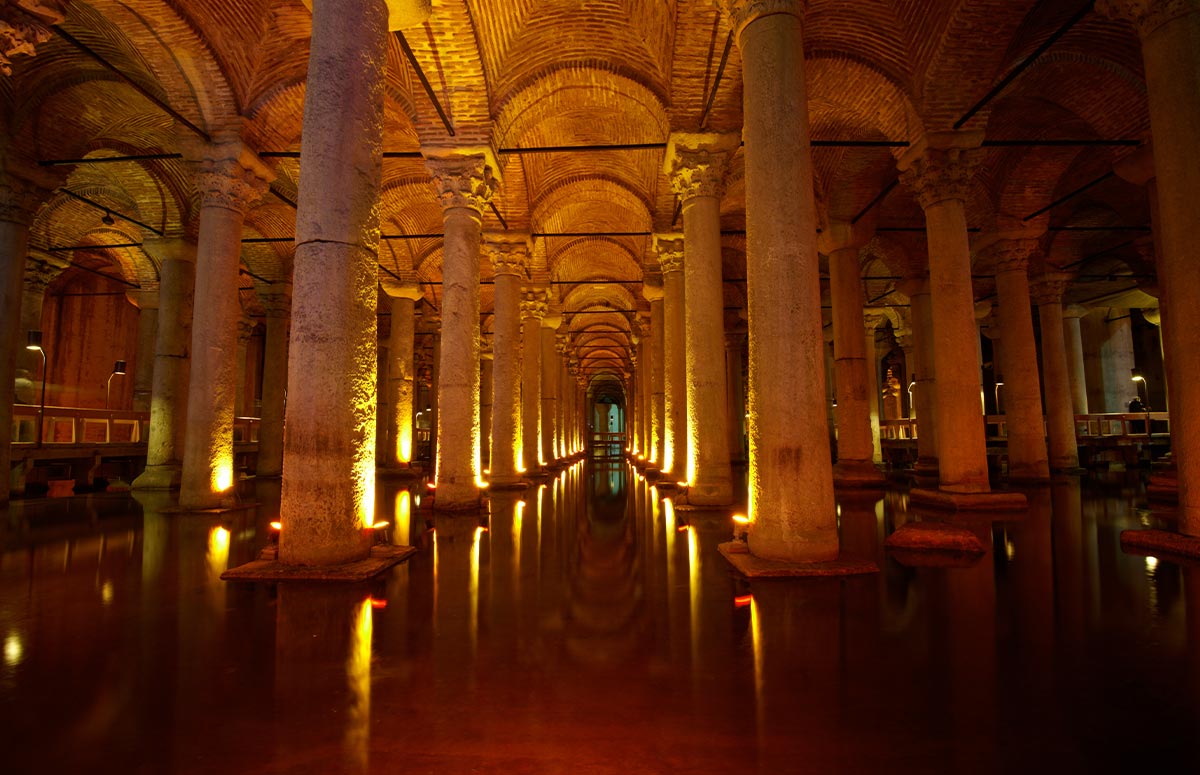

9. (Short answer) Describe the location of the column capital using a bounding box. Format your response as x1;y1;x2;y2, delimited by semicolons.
1142;307;1163;326
895;274;929;300
236;316;256;342
480;338;494;359
642;269;665;301
0;172;48;225
664;132;739;202
519;286;549;320
423;149;499;216
1030;273;1073;306
818;220;873;254
863;308;890;332
22;258;63;295
653;233;685;274
1096;0;1200;36
542;305;563;329
1063;304;1090;320
195;143;274;214
555;332;570;355
125;288;161;311
141;236;198;265
483;231;531;277
260;284;294;318
380;272;423;300
898;131;985;210
980;238;1041;275
719;0;805;38
0;0;66;75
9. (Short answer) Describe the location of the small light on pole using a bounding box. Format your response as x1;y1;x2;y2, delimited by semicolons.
26;331;46;447
1131;368;1151;436
106;360;127;409
994;375;1005;414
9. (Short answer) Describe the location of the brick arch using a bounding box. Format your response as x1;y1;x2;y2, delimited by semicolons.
534;176;652;234
549;236;643;286
561;283;637;315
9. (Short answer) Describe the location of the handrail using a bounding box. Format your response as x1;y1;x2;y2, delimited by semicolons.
12;404;261;447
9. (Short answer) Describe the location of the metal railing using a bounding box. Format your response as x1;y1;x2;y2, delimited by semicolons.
880;413;1170;444
11;404;260;447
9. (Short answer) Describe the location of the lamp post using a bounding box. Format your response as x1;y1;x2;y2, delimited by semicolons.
994;375;1005;415
26;331;46;447
106;360;127;410
1132;368;1151;439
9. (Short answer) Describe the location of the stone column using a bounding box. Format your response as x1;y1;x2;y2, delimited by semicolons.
425;151;498;510
1100;0;1200;535
381;275;422;468
1101;310;1136;412
898;277;939;471
540;307;561;466
823;223;882;485
17;260;60;404
899;133;1005;503
722;0;838;560
234;316;255;417
665;133;737;504
480;343;493;467
1032;275;1080;471
1063;305;1089;414
556;333;570;457
484;233;528;487
725;327;747;463
133;238;197;490
863;311;886;466
519;285;547;472
985;237;1050;482
256;285;291;477
178;144;272;510
654;234;687;480
126;289;159;412
427;319;440;467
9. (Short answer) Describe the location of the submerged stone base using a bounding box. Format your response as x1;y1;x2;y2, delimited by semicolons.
1120;529;1200;563
486;479;529;491
833;462;886;489
909;487;1027;512
222;544;417;582
163;502;258;515
718;541;878;577
884;522;986;567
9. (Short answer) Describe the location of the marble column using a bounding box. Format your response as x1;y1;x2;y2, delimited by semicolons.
824;223;881;485
480;344;493;468
256;285;291;477
178;146;272;510
540;307;561;466
863;311;886;466
126;289;159;412
1032;274;1080;471
722;0;838;560
133;238;197;490
725;327;747;463
381;275;422;468
484;233;528;488
277;0;388;564
641;275;665;469
654;234;687;481
665;132;737;504
519;285;547;472
899;133;1003;502
1063;305;1089;414
899;276;939;471
985;237;1050;481
1100;0;1200;535
425;152;497;510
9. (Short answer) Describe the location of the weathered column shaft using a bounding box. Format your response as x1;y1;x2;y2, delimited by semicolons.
127;291;159;412
179;146;271;510
257;287;291;477
540;314;560;465
905;280;939;465
642;278;665;468
726;0;837;561
1033;277;1080;471
278;0;385;564
1101;311;1136;412
863;318;884;464
726;332;746;463
1063;306;1089;414
829;245;874;466
656;237;687;480
520;288;546;471
382;279;421;467
234;317;254;417
480;353;493;466
485;235;527;486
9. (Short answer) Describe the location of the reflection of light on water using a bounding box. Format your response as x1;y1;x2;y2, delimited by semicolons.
513;500;525;591
101;580;114;606
394;491;411;545
687;525;700;669
345;597;373;773
4;633;23;667
470;526;485;652
1005;539;1016;561
750;596;765;746
1145;555;1158;570
207;526;230;578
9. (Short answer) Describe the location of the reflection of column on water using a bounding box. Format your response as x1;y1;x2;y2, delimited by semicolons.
1186;567;1200;739
837;493;884;565
1051;477;1086;647
275;584;374;775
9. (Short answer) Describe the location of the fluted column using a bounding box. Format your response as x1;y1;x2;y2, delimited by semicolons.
179;144;272;510
985;237;1050;481
541;306;561;466
1063;305;1089;414
519;285;548;472
642;275;665;470
256;285;291;477
126;289;159;412
1032;275;1080;471
654;234;687;480
665;133;737;504
425;152;498;509
484;233;528;487
133;238;197;490
380;275;422;468
721;0;838;560
899;133;995;498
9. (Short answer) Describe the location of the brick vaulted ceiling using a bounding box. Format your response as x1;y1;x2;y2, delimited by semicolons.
1;0;1157;384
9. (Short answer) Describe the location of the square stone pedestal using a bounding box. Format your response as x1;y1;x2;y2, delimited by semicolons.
222;544;418;582
718;541;878;577
883;521;987;568
909;488;1027;512
1121;529;1200;565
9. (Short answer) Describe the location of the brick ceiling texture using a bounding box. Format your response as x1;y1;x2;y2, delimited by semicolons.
1;0;1156;383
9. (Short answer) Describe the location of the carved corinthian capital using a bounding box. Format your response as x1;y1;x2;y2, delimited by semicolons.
664;132;739;202
982;238;1040;275
519;286;549;320
196;146;274;214
1030;273;1073;306
718;0;805;37
424;151;498;215
483;231;531;277
0;173;47;225
1096;0;1200;36
0;1;66;76
653;233;685;274
899;141;984;210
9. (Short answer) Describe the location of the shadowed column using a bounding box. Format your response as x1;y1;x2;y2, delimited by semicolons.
654;234;686;481
256;284;291;477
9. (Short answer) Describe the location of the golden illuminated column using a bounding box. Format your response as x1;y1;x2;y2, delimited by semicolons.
125;289;159;412
654;234;687;479
520;285;548;472
256;285;292;477
179;143;272;510
1101;0;1200;535
1063;305;1089;414
485;233;528;487
556;332;570;456
133;238;196;490
480;342;493;467
863;310;887;465
641;274;666;470
824;220;884;486
425;152;497;509
540;306;561;465
983;236;1049;481
898;275;939;472
381;275;421;468
899;133;996;499
726;325;747;463
634;326;648;456
277;0;387;563
1031;274;1081;471
722;0;838;560
665;132;737;504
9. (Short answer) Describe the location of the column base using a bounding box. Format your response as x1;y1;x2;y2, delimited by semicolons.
884;521;985;554
685;479;733;506
1148;467;1179;502
222;544;417;582
486;476;528;491
909;487;1027;512
1121;528;1200;564
833;461;886;489
718;541;877;577
132;464;183;491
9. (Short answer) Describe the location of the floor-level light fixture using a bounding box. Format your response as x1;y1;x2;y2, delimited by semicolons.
106;360;127;409
26;331;46;447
